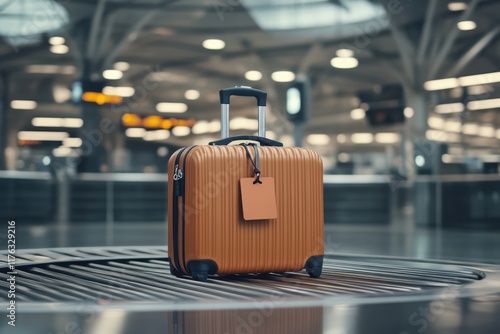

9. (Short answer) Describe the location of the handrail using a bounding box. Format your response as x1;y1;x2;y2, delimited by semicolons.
0;170;52;180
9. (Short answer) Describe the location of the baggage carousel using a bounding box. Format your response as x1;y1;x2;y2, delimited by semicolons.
1;246;500;334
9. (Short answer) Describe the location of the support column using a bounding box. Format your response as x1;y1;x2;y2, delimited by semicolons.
0;74;9;170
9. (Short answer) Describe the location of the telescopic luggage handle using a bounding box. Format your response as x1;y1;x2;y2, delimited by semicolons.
219;86;267;139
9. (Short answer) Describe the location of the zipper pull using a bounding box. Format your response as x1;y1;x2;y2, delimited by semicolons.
173;165;183;195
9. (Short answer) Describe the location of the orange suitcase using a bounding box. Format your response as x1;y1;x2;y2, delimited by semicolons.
168;87;324;281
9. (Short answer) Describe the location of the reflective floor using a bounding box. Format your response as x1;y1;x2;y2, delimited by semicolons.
7;222;500;264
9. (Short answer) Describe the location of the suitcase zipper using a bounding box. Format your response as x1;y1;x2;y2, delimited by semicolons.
172;146;196;275
171;147;188;274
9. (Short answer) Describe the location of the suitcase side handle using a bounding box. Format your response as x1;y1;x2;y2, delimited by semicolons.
219;86;267;139
209;135;283;147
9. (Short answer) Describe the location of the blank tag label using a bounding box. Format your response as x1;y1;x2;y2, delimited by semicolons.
240;177;278;221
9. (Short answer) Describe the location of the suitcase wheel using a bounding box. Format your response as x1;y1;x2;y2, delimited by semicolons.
191;271;208;282
305;256;324;278
187;259;218;282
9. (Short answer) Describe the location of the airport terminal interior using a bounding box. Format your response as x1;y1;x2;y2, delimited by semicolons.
1;0;500;333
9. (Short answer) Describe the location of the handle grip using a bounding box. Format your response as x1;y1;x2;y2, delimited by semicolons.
219;87;267;106
209;135;283;147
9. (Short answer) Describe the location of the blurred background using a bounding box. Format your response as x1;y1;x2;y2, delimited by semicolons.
0;0;499;263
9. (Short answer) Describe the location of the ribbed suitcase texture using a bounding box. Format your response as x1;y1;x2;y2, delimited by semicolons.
168;307;323;334
168;144;324;279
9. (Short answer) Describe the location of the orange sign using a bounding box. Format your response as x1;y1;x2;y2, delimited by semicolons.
82;92;123;105
122;113;196;130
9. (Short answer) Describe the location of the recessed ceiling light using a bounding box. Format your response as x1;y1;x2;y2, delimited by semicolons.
172;126;190;137
404;107;414;118
330;57;358;69
156;102;188;113
375;133;399;144
444;120;462;133
63;138;83;147
350;108;365;120
434;102;465;114
230;117;259;131
467;98;500;110
11;100;37;110
338;153;350;163
184;89;200;100
271;71;295;82
462;123;478;135
448;2;467;11
113;62;130;71
457;20;476;31
50;45;69;54
428;116;445;129
245;70;262;81
26;65;76;75
18;131;69;141
424;78;459;91
144;129;170;141
102;70;123;80
336;49;354;57
202;39;225;50
478;125;495;138
307;134;330;146
336;134;347;143
49;36;65;45
125;128;146;138
102;86;135;97
496;129;500;139
351;133;373;144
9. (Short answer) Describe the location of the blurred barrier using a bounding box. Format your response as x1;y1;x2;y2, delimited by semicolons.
0;171;498;229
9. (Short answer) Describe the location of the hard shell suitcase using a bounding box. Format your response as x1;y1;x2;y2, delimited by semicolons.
168;87;324;281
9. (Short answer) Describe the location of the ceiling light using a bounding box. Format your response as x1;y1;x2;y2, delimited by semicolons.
184;89;200;100
209;120;221;132
230;117;259;131
192;121;210;135
52;146;74;157
448;2;467;11
125;128;146;138
279;135;294;147
462;123;478;135
113;62;130;71
423;78;459;91
245;70;263;81
172;126;190;137
102;69;123;80
336;134;347;143
156;102;188;113
457;20;476;31
336;49;354;57
467;98;500;110
330;57;358;69
271;71;295;83
375;133;399;144
478;125;495;138
496;129;500;139
53;84;72;103
49;36;65;45
428;116;445;129
426;130;447;141
202;39;225;50
31;117;83;128
50;45;69;54
307;134;330;146
11;100;37;110
351;133;373;144
338;153;350;163
444;120;462;133
18;131;69;141
459;72;500;86
434;102;465;114
63;118;84;128
63;138;82;147
102;86;135;97
350;108;365;120
404;107;414;118
143;129;170;141
26;64;76;75
266;131;277;140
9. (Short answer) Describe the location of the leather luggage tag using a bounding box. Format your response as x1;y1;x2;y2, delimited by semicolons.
240;177;278;221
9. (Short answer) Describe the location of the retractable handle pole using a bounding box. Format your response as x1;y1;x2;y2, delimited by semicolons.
219;86;267;139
